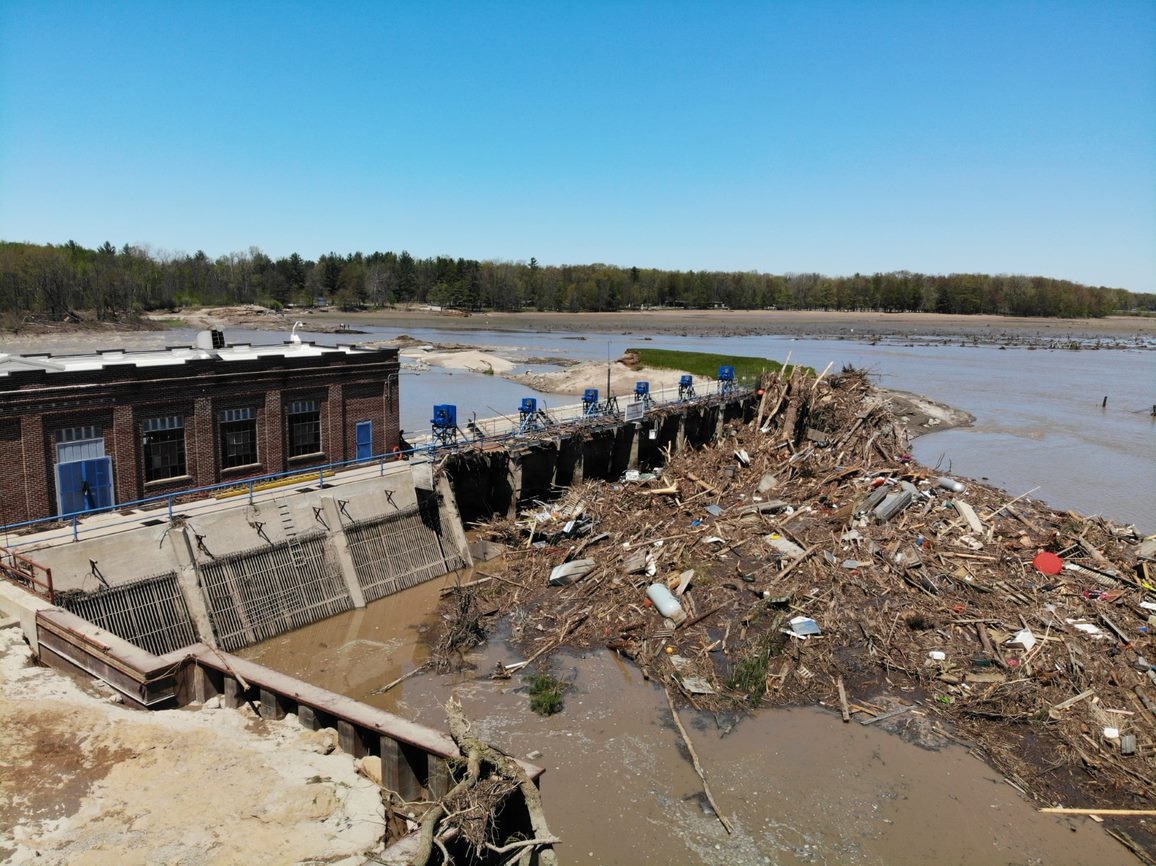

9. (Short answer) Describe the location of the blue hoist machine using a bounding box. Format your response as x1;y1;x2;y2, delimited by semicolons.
634;380;655;410
581;387;619;418
430;403;462;450
717;365;736;397
678;374;696;401
516;397;553;434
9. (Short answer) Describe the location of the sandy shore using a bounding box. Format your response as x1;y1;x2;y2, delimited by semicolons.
2;306;1151;355
0;627;384;866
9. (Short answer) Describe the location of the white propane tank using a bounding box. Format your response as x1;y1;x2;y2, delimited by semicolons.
646;583;687;624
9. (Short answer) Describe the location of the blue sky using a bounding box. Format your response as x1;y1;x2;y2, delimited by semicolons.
1;2;1153;291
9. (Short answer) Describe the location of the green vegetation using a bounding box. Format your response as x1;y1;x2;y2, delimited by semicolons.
726;616;788;706
630;347;812;383
528;672;567;716
0;240;1148;321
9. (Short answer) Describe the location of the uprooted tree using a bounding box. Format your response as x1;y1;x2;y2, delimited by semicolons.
404;697;558;866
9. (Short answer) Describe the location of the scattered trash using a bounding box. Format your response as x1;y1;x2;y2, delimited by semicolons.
757;474;779;493
1033;551;1065;575
765;534;807;559
1008;628;1037;651
1067;620;1108;639
705;504;725;517
668;569;694;597
952;499;984;534
646;583;687;624
548;559;595;586
787;616;821;637
928;650;946;661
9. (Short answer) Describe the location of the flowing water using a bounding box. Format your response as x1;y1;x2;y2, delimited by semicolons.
366;324;1155;531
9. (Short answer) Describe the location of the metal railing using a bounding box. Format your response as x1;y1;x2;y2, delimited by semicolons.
0;382;751;547
0;547;55;602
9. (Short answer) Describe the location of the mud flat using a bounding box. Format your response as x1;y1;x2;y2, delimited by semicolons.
310;307;1156;347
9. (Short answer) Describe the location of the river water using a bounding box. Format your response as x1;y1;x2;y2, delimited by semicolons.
8;322;1150;530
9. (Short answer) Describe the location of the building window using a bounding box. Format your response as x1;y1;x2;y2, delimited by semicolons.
287;399;322;458
219;407;258;469
142;416;187;482
54;426;104;462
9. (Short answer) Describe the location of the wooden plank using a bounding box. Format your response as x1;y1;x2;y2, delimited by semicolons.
953;500;984;534
380;736;401;793
1040;808;1156;817
298;704;319;730
1051;689;1095;712
859;704;916;725
260;687;287;720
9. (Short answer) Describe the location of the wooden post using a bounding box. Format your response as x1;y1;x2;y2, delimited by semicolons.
260;687;287;720
427;755;450;798
380;736;421;801
338;720;367;757
192;664;220;704
298;704;319;730
222;675;242;709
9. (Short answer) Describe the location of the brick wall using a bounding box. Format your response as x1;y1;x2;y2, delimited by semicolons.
0;349;399;526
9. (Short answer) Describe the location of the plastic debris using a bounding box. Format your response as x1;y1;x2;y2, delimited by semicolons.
787;616;821;637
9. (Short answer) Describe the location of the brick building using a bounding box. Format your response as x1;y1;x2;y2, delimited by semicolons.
0;332;400;526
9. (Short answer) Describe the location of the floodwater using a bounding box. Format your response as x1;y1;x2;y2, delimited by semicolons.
241;571;1139;865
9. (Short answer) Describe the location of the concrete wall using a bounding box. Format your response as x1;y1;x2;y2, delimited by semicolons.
25;462;418;593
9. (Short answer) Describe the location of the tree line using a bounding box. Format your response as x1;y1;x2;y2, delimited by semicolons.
1;240;1150;320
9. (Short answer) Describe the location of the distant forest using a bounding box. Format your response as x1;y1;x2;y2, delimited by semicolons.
1;240;1152;320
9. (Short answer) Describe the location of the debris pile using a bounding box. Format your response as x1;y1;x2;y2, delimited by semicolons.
451;365;1156;851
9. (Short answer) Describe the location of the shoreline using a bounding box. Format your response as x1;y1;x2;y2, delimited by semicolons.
3;306;1154;353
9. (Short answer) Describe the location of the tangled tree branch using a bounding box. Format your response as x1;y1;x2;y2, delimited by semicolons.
408;697;558;866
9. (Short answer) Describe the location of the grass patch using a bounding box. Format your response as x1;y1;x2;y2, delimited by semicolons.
726;614;788;706
628;348;812;383
528;672;568;716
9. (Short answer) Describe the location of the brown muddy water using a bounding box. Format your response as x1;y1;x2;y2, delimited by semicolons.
240;573;1139;866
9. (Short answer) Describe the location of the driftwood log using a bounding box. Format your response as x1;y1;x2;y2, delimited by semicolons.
409;697;558;866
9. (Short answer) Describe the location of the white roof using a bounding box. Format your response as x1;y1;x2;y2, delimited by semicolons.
0;340;383;377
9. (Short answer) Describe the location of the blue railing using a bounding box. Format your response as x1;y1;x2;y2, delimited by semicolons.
1;384;751;547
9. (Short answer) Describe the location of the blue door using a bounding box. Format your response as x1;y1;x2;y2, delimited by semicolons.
355;420;373;460
56;457;115;516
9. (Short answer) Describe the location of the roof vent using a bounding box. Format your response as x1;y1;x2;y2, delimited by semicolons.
195;330;226;350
